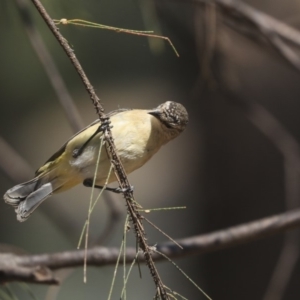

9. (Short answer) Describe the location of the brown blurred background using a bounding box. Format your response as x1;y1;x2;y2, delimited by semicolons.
1;0;300;299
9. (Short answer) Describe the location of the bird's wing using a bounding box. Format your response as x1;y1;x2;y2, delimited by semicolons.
35;108;130;175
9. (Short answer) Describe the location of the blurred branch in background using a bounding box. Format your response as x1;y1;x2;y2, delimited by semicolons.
189;0;300;298
262;164;300;300
229;98;300;300
15;0;84;132
2;207;300;284
245;102;300;300
220;41;300;300
195;3;218;89
188;0;300;72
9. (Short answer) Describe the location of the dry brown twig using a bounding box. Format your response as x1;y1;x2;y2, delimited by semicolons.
29;0;169;298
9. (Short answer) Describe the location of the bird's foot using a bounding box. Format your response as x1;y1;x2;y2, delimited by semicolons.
83;179;134;194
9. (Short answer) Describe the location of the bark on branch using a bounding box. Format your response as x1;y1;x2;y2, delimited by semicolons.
30;0;169;297
2;207;300;284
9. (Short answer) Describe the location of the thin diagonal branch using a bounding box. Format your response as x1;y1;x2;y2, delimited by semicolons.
30;0;169;297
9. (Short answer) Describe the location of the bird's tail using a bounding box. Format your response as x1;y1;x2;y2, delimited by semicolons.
3;169;64;222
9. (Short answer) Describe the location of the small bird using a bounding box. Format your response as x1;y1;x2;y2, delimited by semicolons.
4;101;188;222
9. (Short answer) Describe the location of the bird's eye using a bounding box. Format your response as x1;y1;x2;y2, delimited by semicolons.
171;115;180;124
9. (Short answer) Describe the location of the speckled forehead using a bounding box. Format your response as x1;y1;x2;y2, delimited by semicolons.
164;101;178;116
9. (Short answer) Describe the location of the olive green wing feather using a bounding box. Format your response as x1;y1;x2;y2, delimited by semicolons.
35;108;130;175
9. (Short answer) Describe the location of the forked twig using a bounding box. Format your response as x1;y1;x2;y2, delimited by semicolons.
54;18;179;57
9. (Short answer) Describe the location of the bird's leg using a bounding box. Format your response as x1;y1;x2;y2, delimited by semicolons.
83;178;134;194
72;119;111;158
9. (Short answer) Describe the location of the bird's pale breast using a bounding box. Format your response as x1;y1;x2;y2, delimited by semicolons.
67;110;164;185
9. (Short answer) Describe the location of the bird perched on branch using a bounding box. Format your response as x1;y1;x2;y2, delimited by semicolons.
4;101;188;222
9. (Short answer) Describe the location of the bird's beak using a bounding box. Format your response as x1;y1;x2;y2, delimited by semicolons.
148;109;160;117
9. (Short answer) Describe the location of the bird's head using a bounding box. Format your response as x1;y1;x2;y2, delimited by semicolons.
148;101;189;133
